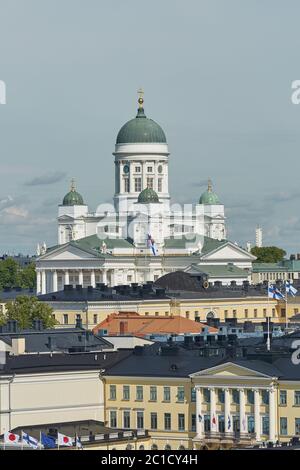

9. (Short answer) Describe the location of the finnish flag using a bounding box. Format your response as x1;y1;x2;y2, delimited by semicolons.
268;284;285;300
22;431;39;449
286;281;298;297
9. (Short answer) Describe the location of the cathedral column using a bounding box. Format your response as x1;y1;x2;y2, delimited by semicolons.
64;270;69;286
79;269;83;286
142;161;147;190
102;269;107;285
52;270;58;292
41;270;46;295
36;270;41;295
90;270;96;288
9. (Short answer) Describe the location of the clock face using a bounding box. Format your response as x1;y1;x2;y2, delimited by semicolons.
158;165;163;174
123;165;130;174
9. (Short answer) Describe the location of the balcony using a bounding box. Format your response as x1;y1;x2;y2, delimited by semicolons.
194;431;256;446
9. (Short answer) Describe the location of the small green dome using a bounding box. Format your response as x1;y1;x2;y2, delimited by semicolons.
199;180;220;205
116;101;166;144
63;179;85;206
138;187;160;204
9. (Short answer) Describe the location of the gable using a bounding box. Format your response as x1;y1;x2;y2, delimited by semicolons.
190;362;273;379
201;243;255;261
39;244;99;261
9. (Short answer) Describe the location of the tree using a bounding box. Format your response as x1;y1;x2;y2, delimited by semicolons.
17;263;36;289
5;296;57;329
251;246;286;263
0;258;19;289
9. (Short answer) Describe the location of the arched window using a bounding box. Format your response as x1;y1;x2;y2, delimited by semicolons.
165;444;171;450
206;311;215;319
126;444;133;450
178;445;185;450
151;444;158;450
139;445;145;450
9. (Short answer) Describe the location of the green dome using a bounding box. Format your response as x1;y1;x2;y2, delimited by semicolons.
199;180;220;205
62;180;85;206
138;187;160;204
116;107;167;144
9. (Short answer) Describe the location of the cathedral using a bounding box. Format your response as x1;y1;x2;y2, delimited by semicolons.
36;92;255;294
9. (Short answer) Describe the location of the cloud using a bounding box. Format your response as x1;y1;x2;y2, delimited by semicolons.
25;171;67;186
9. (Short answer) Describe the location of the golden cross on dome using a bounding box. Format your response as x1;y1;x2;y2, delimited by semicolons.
137;88;144;108
208;178;212;192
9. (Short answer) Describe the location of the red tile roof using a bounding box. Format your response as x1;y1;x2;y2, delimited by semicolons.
93;312;217;337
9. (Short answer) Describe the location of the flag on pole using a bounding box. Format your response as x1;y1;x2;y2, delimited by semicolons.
4;431;20;445
212;414;216;426
76;436;83;449
268;284;285;300
228;415;231;430
41;432;56;449
21;431;39;449
147;234;158;256
286;280;298;297
57;432;73;447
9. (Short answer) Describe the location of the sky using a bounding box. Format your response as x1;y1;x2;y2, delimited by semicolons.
0;0;300;255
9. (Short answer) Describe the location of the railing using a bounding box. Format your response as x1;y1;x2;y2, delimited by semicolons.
78;429;148;444
201;431;256;442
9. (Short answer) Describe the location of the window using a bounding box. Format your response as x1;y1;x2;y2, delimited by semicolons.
164;413;171;430
295;418;300;435
262;390;269;405
134;178;142;192
295;391;300;405
177;386;185;402
232;390;239;404
272;308;276;317
110;410;117;428
147;177;153;189
280;417;288;435
63;314;68;325
137;411;144;429
203;388;210;403
76;314;81;321
135;166;141;173
294;308;299;314
218;390;225;404
233;309;237;318
155;312;159;316
262;416;269;435
164;386;171;402
124;178;130;193
178;414;185;431
123;411;130;429
281;308;286;318
247;390;254;405
136;386;143;401
224;310;228;318
150;386;157;401
147;166;153;173
165;444;171;450
93;314;98;324
204;415;211;432
254;309;258;318
248;415;255;433
280;390;287;405
123;385;130;400
158;178;163;192
150;412;157;430
263;308;267;317
244;309;248;318
191;388;196;402
110;385;116;400
191;414;196;432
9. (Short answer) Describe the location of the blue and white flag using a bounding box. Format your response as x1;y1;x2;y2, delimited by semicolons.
147;233;158;256
286;281;298;297
268;284;285;300
22;431;39;449
76;436;83;449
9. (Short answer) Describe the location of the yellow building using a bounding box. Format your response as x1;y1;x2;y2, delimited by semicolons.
104;344;300;450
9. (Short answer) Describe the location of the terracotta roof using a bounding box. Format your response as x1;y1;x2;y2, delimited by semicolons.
93;312;217;337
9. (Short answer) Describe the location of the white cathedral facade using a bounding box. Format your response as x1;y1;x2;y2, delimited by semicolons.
36;92;255;295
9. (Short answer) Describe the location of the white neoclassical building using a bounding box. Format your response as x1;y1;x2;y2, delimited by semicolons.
36;91;255;294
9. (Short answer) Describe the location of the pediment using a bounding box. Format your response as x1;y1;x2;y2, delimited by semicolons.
38;244;99;261
190;362;272;379
201;242;255;261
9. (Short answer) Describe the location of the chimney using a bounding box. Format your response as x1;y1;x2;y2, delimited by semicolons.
11;337;25;355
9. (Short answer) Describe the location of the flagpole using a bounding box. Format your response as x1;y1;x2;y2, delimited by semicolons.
285;280;288;331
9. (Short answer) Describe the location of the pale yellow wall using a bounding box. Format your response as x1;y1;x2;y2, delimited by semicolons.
0;370;104;434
